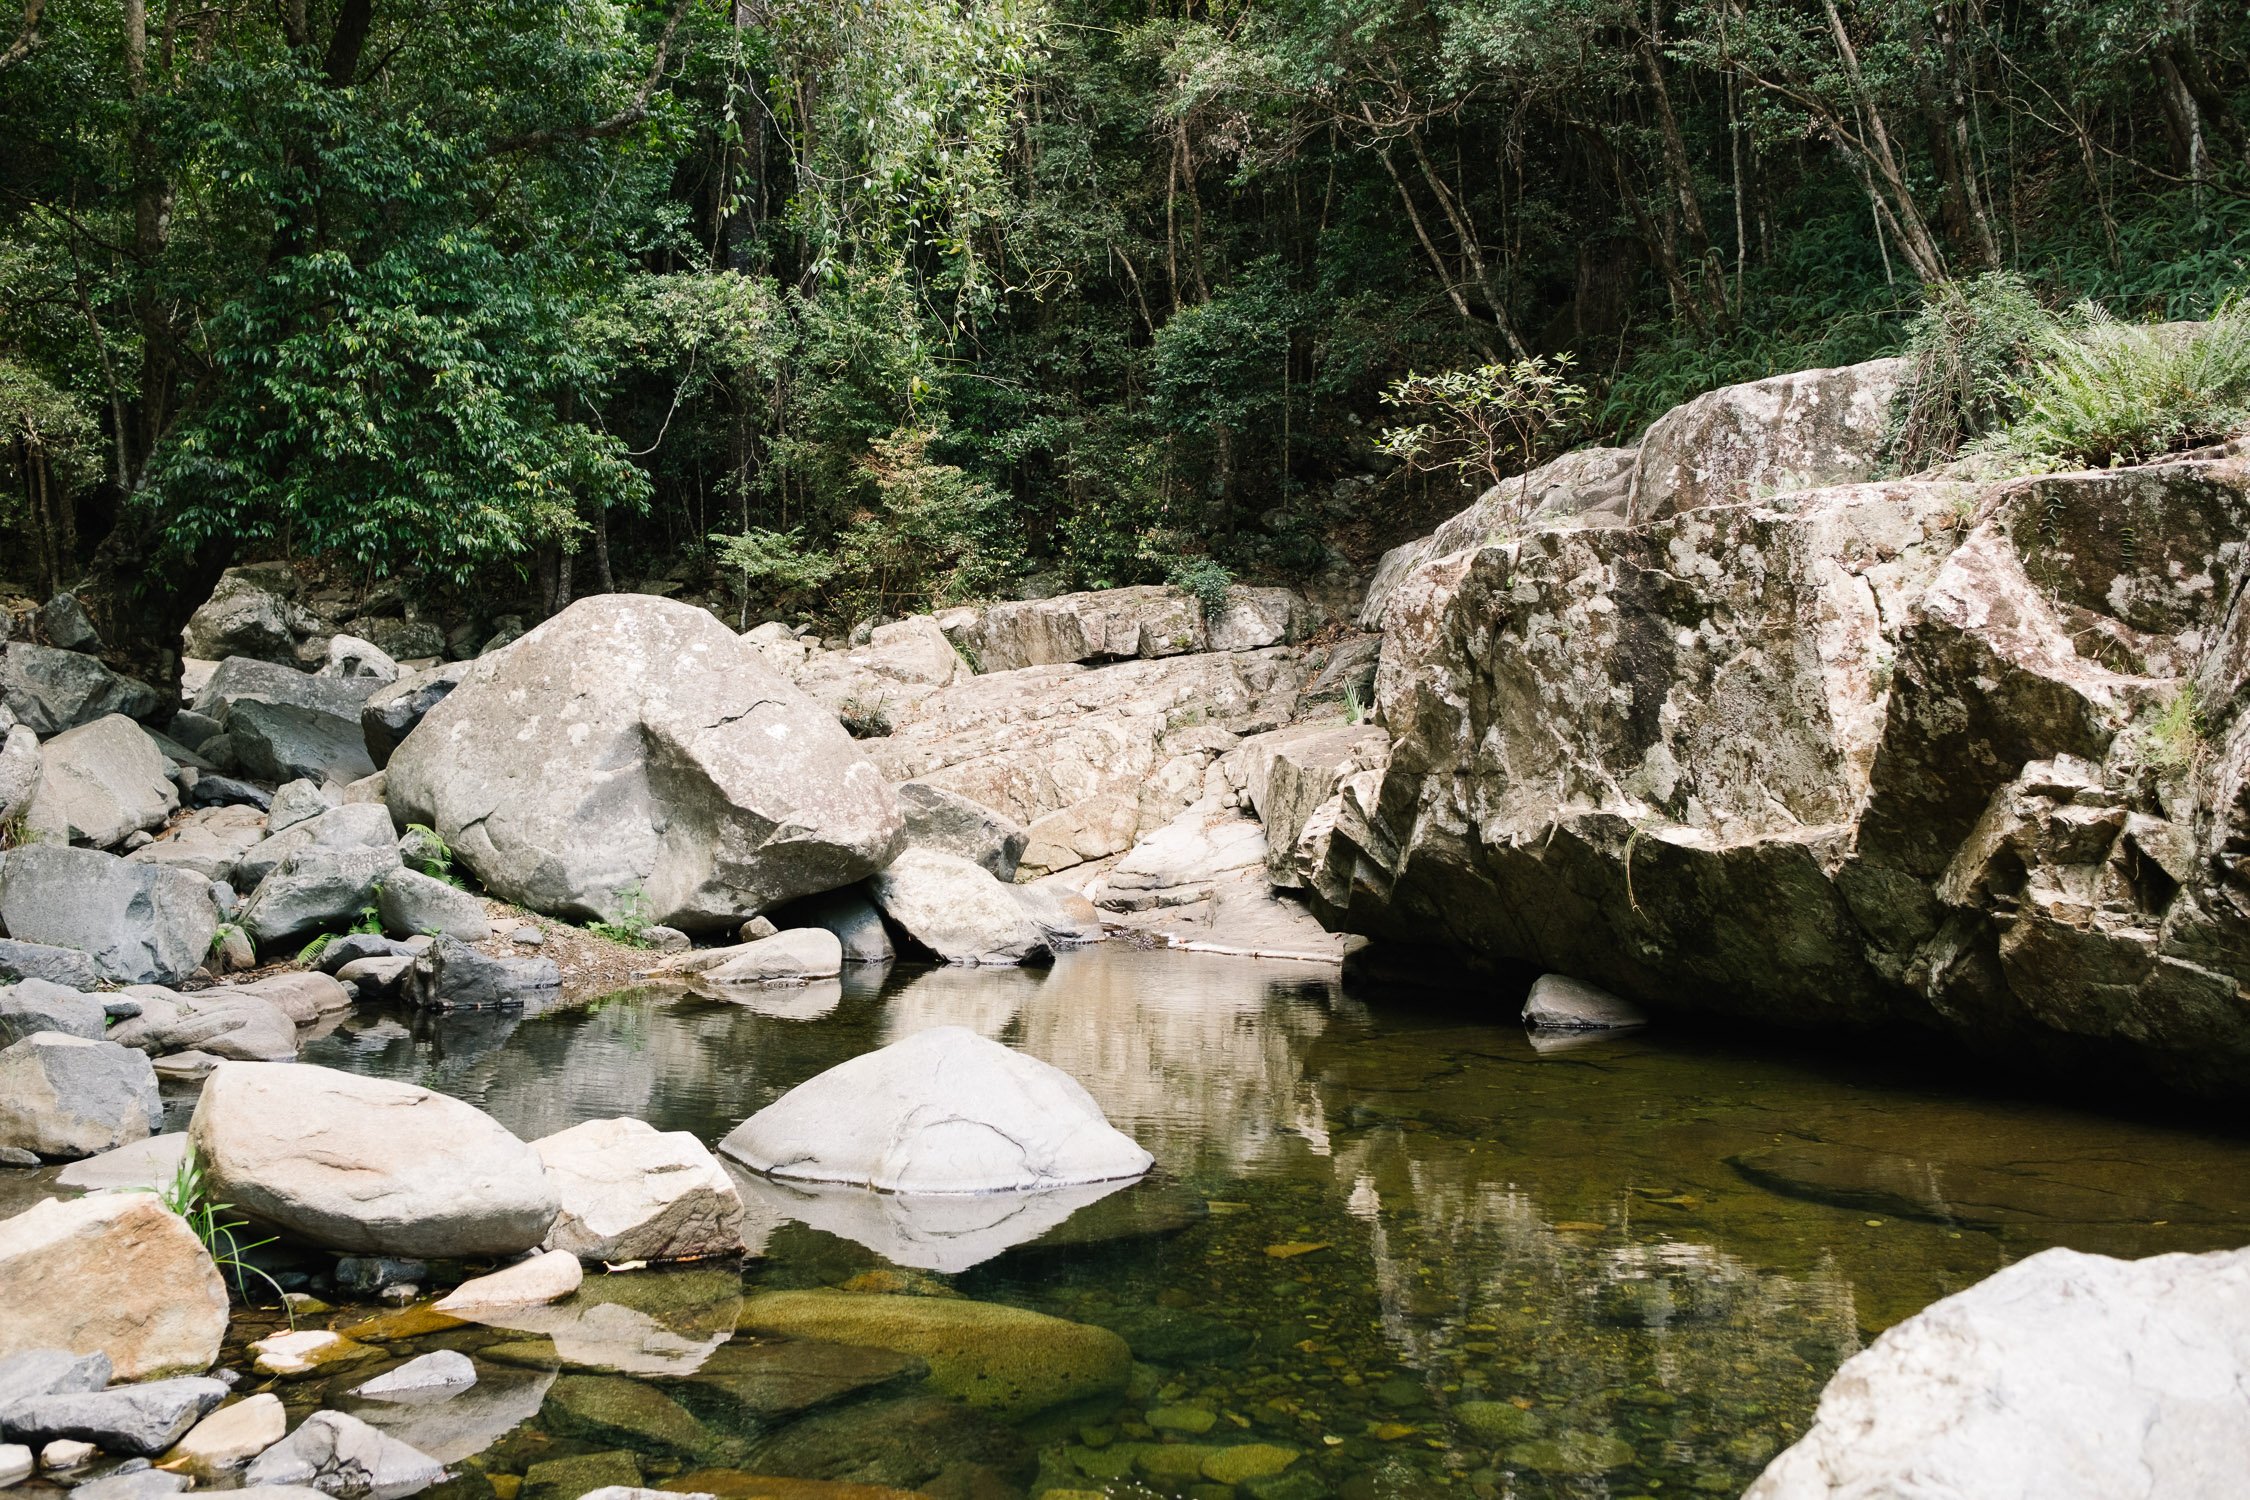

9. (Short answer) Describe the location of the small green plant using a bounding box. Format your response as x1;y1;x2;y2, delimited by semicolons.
402;823;464;887
1167;557;1234;622
1378;354;1589;524
1343;682;1367;725
158;1145;290;1311
838;693;893;738
351;899;384;936
588;884;655;947
0;812;45;850
296;932;335;965
2004;293;2250;469
2145;686;2210;776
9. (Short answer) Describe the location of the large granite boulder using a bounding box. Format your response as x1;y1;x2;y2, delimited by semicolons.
21;715;179;849
1626;356;1903;522
0;1034;162;1158
866;848;1051;966
375;869;489;942
0;644;162;737
235;802;398;891
896;782;1028;881
533;1117;746;1263
0;978;107;1042
0;1193;229;1378
719;1024;1151;1192
871;650;1303;879
402;935;559;1012
1322;450;2250;1096
385;595;904;932
189;1062;558;1256
181;567;324;667
1747;1245;2250;1500
191;658;383;786
965;586;1205;671
359;662;469;770
0;723;38;827
0;846;219;986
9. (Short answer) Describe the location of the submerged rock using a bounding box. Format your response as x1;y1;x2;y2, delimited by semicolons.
720;1025;1150;1193
384;595;903;932
1748;1245;2250;1500
735;1291;1131;1418
190;1062;557;1257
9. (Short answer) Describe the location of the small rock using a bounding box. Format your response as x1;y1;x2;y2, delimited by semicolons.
334;1258;429;1296
212;926;257;972
402;936;558;1013
0;1351;111;1410
162;1391;285;1475
314;934;416;976
249;1330;375;1378
152;1052;220;1081
35;595;99;655
531;1118;745;1263
737;916;777;941
506;925;543;948
38;1439;94;1470
640;926;690;954
350;1352;476;1400
335;956;413;1002
432;1249;582;1317
0;1148;32;1167
267;780;338;835
1523;974;1649;1032
0;1443;28;1487
243;1409;447;1500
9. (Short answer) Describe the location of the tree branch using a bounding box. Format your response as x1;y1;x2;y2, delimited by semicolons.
491;0;695;153
0;0;43;73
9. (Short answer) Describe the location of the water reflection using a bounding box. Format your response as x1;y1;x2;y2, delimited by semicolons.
288;946;2250;1498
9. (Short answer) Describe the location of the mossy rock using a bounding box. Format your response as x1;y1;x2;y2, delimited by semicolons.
1453;1400;1544;1443
522;1450;640;1500
736;1290;1131;1418
1201;1443;1300;1484
544;1372;714;1459
1506;1431;1635;1475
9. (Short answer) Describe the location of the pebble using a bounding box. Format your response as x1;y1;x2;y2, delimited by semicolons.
40;1440;95;1470
509;924;544;948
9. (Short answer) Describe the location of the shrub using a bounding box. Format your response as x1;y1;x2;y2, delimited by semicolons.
1168;557;1234;622
587;883;655;947
1378;356;1588;526
2005;294;2250;469
1887;272;2057;470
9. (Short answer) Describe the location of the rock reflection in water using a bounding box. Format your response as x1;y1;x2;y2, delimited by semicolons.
726;1163;1139;1273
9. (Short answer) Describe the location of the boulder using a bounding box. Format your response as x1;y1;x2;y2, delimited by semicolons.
108;988;298;1063
0;1445;23;1486
182;773;271;812
354;618;444;663
532;1117;746;1263
1747;1246;2250;1500
1523;974;1649;1031
0;726;40;827
0;939;102;990
649;928;842;985
734;1290;1131;1418
0;1194;228;1378
243;1410;447;1500
0;1034;161;1158
227;971;352;1024
0;644;161;737
0;846;219;986
191;1062;557;1256
236;803;400;891
866;848;1051;965
54;1132;190;1192
402;936;559;1012
18;716;178;849
1627;357;1903;522
431;1248;582;1317
1095;798;1265;912
357;664;469;772
267;780;338;834
375;870;488;942
965;587;1206;671
191;658;382;787
782;616;970;728
336;956;412;1001
126;804;269;884
767;888;894;964
871;650;1305;879
0;1351;110;1410
182;569;322;667
384;595;904;932
315;934;419;974
719;1024;1151;1192
37;595;100;654
239;847;398;947
896;782;1027;881
0;979;107;1042
1205;587;1318;653
0;1378;227;1456
319;636;399;683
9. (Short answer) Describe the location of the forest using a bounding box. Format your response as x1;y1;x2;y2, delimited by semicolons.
3;0;2248;661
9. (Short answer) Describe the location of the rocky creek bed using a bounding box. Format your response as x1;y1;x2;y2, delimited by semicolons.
10;946;2245;1500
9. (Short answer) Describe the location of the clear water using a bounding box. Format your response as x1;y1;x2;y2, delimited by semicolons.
215;947;2250;1499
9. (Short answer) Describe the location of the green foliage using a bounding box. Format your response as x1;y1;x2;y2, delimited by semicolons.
296;933;335;966
1379;357;1589;524
1343;682;1367;725
2145;685;2211;776
1888;274;2060;470
1167;557;1234;622
403;824;464;887
158;1144;288;1310
2006;296;2250;469
587;883;655;948
710;527;838;618
352;902;385;938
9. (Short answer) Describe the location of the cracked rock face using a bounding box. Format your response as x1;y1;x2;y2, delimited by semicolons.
1318;455;2250;1096
384;594;905;931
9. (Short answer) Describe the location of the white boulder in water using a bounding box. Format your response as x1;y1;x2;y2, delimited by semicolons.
719;1025;1151;1193
1522;974;1648;1031
1746;1244;2250;1500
